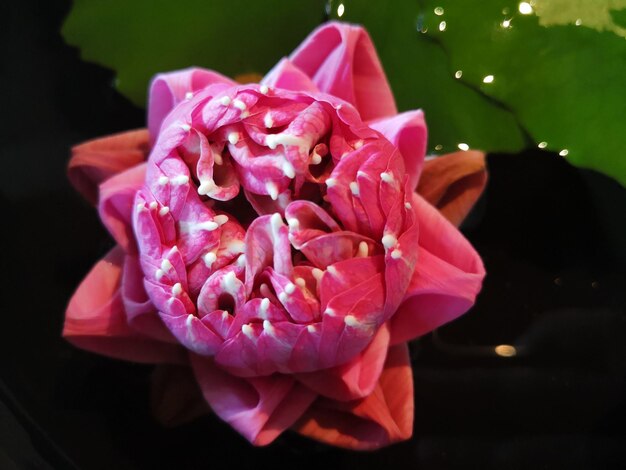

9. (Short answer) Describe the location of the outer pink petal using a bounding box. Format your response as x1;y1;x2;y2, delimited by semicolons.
369;110;427;192
293;343;413;450
389;194;485;345
190;354;317;445
148;67;235;142
417;150;488;227
290;21;397;121
63;246;186;364
67;129;150;205
261;58;320;93
296;323;390;401
98;163;146;253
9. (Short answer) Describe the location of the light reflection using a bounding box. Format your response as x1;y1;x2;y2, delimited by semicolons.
559;149;569;156
439;21;447;31
337;3;345;17
518;2;533;15
457;143;469;151
483;75;495;83
495;345;517;357
538;141;548;148
434;6;444;16
454;70;463;79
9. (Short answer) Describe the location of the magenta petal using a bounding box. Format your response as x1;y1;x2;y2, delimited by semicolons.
290;21;397;121
190;354;317;445
148;67;235;142
98;163;146;253
244;214;293;293
389;194;485;345
318;255;384;311
63;246;185;364
297;323;390;401
261;58;320;93
369;110;427;192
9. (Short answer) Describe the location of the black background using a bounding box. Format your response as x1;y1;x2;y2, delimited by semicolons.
2;1;626;468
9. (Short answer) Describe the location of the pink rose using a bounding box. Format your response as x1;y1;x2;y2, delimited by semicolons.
64;21;486;450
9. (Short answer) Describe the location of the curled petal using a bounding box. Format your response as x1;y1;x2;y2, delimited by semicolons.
293;343;413;450
298;231;374;269
68;129;150;204
190;354;317;446
244;214;293;293
197;266;246;317
63;246;185;364
318;273;384;367
318;255;383;311
186;217;245;296
284;200;340;248
369;110;427;192
389;194;485;345
417;150;488;227
383;193;419;317
148;67;235;142
290;21;397;121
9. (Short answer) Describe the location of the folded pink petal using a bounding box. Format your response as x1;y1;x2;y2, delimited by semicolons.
293;343;413;450
261;58;320;93
369;110;427;192
190;354;317;445
417;150;488;227
290;21;397;121
98;163;147;253
68;129;150;204
296;323;390;401
148;67;235;142
63;246;186;364
389;194;485;345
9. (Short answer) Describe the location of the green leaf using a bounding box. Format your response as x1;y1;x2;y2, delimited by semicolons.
62;0;325;106
412;0;626;186
330;1;527;154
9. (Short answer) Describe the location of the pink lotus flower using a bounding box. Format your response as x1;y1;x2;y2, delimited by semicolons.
65;21;487;450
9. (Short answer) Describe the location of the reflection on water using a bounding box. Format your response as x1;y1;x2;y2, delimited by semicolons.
519;2;534;15
337;2;344;17
495;344;518;357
